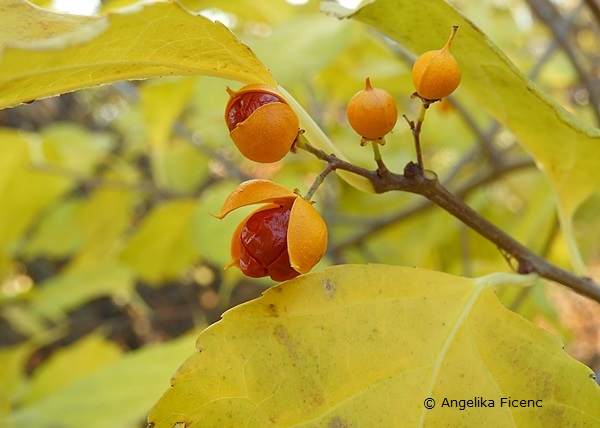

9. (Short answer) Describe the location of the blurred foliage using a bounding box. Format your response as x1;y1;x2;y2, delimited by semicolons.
0;0;599;426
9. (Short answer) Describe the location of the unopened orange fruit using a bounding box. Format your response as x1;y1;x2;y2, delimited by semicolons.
412;27;461;100
346;77;398;140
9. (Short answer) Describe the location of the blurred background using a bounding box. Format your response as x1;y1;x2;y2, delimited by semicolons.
1;0;599;426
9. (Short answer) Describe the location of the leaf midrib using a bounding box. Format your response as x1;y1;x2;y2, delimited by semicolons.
417;282;485;427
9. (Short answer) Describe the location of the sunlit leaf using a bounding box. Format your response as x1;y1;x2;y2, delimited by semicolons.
0;0;275;109
148;265;600;427
0;0;98;46
61;187;135;266
21;200;81;258
329;0;600;272
179;0;314;23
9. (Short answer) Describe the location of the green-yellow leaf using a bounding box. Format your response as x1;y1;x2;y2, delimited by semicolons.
38;123;115;175
251;14;354;88
119;199;199;284
28;262;133;320
24;186;136;266
140;77;199;187
10;332;199;428
331;0;600;272
61;187;135;266
0;128;72;260
0;344;31;421
140;77;196;153
0;0;275;109
161;136;211;194
21;334;122;405
148;265;600;427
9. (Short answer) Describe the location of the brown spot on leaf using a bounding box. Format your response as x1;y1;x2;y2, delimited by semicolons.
267;303;279;317
328;416;351;428
322;278;337;298
274;324;301;362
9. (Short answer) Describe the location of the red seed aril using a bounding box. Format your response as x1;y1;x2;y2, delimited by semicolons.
238;206;300;282
225;91;282;132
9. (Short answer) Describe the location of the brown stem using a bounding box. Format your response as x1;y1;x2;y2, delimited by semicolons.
298;142;600;304
331;156;534;253
304;163;335;201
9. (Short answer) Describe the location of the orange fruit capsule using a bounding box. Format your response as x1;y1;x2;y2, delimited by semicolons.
215;179;328;281
224;84;300;163
346;77;398;140
412;26;461;101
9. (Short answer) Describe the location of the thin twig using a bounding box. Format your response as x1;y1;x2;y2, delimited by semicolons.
304;163;336;201
507;213;561;312
404;102;428;172
330;156;534;253
298;141;600;304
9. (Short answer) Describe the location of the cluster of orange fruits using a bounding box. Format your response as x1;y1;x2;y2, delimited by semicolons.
219;28;461;281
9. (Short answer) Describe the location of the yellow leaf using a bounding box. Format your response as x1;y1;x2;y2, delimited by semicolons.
0;0;275;109
148;265;600;427
24;186;136;268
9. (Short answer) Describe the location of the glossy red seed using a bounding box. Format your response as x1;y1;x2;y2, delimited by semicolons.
267;248;300;281
238;206;300;281
226;92;283;131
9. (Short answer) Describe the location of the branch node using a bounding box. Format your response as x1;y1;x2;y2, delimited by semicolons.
403;161;422;179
